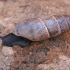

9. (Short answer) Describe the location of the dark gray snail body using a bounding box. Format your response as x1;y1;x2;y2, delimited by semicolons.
13;15;70;41
0;33;32;47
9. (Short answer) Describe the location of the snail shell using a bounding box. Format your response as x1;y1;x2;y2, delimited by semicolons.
13;15;70;41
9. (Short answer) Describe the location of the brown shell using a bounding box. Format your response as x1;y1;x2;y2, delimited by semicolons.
13;15;70;41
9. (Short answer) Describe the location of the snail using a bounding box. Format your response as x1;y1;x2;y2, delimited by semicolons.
1;15;70;47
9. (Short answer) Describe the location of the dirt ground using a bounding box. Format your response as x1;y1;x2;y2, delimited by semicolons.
0;0;70;70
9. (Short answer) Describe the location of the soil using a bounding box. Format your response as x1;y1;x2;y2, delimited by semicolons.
0;0;70;70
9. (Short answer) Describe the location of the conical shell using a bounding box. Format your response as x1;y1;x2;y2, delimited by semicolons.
13;15;70;41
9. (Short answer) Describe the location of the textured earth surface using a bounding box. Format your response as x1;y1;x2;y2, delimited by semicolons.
0;0;70;70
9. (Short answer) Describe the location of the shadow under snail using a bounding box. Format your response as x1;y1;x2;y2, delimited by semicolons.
1;15;70;47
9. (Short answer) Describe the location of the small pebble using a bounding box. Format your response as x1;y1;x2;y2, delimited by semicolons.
1;46;16;56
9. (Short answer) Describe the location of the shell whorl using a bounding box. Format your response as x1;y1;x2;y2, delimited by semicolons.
13;15;70;41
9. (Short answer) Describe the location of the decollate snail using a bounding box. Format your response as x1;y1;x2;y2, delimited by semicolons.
1;15;70;47
13;15;70;41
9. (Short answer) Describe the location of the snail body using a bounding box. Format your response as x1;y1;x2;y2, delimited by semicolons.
0;33;32;47
13;15;70;41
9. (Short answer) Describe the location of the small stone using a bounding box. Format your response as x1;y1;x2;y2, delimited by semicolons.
1;46;16;56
